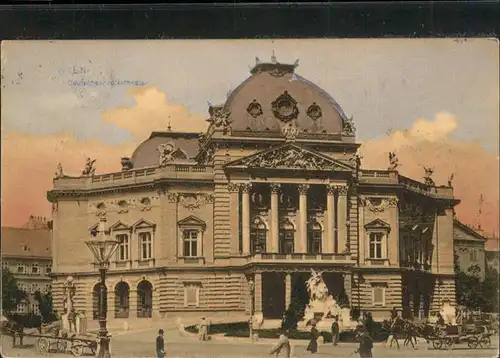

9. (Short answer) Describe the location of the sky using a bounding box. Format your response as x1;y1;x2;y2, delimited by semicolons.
1;39;498;247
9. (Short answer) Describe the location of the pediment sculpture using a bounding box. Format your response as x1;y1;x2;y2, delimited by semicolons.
230;145;349;171
361;197;398;213
342;116;356;136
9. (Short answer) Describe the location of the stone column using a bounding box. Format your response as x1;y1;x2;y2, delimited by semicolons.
254;272;262;314
241;183;252;255
228;183;241;255
270;183;280;253
325;184;336;254
285;273;292;310
298;184;310;253
336;185;348;253
343;272;352;305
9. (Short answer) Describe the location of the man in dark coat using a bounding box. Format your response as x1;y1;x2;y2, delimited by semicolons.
331;317;340;346
356;326;374;358
306;321;320;353
156;329;165;358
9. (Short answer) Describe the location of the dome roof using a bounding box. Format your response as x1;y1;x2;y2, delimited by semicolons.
223;62;349;135
131;131;199;169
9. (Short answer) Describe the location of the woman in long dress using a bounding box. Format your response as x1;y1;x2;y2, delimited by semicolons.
306;321;320;354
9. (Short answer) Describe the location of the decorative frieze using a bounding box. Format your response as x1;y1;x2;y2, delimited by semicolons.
88;196;158;216
360;196;398;213
178;193;214;212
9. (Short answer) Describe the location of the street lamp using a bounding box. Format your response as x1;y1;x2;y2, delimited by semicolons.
85;217;119;358
248;279;255;341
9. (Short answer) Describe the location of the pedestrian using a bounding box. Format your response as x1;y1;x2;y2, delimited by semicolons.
198;317;208;341
269;329;291;358
331;316;340;346
388;313;402;349
306;320;320;354
355;326;374;358
156;329;165;358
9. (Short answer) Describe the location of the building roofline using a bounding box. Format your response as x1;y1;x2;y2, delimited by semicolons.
453;219;488;242
149;131;200;140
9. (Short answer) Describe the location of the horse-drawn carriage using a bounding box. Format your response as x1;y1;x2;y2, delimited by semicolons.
32;326;98;356
427;324;492;350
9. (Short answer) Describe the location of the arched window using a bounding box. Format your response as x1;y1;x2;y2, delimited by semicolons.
137;280;153;318
307;221;322;254
250;217;267;254
114;282;130;319
279;219;295;254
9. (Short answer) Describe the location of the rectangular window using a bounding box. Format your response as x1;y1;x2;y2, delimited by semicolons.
17;264;25;274
45;265;52;275
369;233;384;259
139;232;152;260
308;231;322;254
2;260;8;269
183;230;198;257
17;303;27;313
184;283;200;307
279;231;294;254
116;234;129;261
31;263;39;275
31;283;39;293
31;303;40;315
372;285;385;306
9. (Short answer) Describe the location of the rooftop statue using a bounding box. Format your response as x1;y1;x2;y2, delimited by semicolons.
54;163;65;179
82;158;96;177
388;152;399;170
423;166;435;186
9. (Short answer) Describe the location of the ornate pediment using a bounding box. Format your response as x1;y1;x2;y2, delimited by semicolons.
224;143;353;172
178;215;206;229
364;218;391;231
109;221;131;232
132;218;156;230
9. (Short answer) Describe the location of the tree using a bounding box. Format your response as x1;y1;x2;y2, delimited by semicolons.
33;290;57;323
1;268;27;314
482;267;499;313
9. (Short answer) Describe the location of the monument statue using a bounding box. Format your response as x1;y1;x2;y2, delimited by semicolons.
440;301;457;325
299;269;348;330
423;167;435;186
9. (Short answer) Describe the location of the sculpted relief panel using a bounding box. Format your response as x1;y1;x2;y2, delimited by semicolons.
89;196;156;216
240;146;348;171
359;196;398;213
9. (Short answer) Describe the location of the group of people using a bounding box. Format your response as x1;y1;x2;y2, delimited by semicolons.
155;317;210;358
270;316;374;358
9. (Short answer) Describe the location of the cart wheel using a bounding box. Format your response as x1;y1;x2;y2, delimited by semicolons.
481;336;491;348
70;343;84;357
37;338;50;355
444;338;453;350
467;340;477;349
432;340;443;349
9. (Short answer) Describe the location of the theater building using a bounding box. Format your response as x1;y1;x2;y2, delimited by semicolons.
48;60;459;322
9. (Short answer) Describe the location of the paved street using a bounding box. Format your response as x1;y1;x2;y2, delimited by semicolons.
2;328;498;358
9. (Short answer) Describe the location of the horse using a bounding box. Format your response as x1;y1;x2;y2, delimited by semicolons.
0;316;25;348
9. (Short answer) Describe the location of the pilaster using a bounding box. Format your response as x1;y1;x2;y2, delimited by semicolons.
298;184;309;254
228;183;241;255
285;273;292;310
336;185;348;253
254;272;262;314
241;183;252;255
270;183;280;253
326;185;336;254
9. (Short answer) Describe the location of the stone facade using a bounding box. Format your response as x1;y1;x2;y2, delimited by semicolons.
453;220;487;279
47;60;459;321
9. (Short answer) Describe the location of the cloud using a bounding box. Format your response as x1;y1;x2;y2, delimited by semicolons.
100;86;207;139
360;112;499;235
1;87;207;227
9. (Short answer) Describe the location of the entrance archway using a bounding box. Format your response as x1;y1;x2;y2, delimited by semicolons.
114;282;130;318
137;280;153;318
262;272;285;319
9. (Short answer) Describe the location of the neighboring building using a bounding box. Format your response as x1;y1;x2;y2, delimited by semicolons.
453;220;487;279
1;217;52;315
486;250;500;273
48;59;459;322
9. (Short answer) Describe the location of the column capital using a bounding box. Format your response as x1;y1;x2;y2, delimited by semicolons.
269;183;281;194
227;183;240;193
329;184;348;196
297;184;310;195
166;192;179;203
241;183;252;193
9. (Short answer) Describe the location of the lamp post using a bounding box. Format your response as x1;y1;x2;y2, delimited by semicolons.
65;276;76;332
248;279;255;341
85;217;119;358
